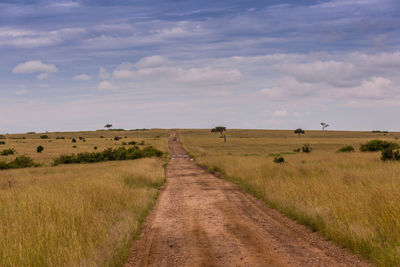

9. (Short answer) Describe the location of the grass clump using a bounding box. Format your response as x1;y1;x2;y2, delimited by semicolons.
273;156;285;163
337;145;355;152
53;146;163;165
1;148;15;156
0;155;39;169
360;139;399;152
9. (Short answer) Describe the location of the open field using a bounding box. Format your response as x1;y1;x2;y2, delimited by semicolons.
0;129;170;165
0;130;168;266
179;129;400;266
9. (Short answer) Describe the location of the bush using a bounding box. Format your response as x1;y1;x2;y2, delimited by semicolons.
56;136;65;139
94;146;97;150
128;141;137;145
337;145;355;152
72;138;77;143
0;141;5;145
381;148;400;161
360;140;399;152
302;144;312;153
72;145;77;148
53;146;163;165
40;135;49;139
79;137;85;141
0;135;6;139
114;136;121;141
274;156;285;163
1;148;15;156
293;148;300;152
37;145;44;153
0;155;39;170
100;136;104;138
122;142;127;145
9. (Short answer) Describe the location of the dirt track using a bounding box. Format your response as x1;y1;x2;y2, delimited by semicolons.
126;132;369;266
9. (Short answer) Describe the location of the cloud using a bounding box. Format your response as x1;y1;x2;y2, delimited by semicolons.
112;69;135;80
136;55;171;68
15;89;28;95
12;60;57;74
38;72;49;80
73;74;91;80
175;67;242;85
99;67;110;79
97;81;118;90
273;110;288;117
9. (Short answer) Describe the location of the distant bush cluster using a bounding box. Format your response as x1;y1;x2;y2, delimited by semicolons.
40;135;49;139
381;148;400;161
0;155;39;170
1;148;15;156
293;144;312;153
273;156;285;163
360;140;399;152
53;146;163;165
337;145;355;153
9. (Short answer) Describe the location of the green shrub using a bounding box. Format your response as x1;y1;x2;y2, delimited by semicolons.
78;137;85;141
302;144;312;153
94;146;97;150
72;138;77;143
72;145;77;148
337;145;355;152
1;148;15;156
293;148;300;152
0;141;5;145
273;156;285;163
128;141;137;145
56;136;65;139
381;148;400;161
122;142;127;146
40;135;49;139
100;136;104;138
36;145;44;153
114;136;121;141
0;155;39;170
53;146;163;166
360;140;399;152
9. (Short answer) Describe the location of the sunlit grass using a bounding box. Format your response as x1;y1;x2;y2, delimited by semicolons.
0;158;165;266
180;129;400;266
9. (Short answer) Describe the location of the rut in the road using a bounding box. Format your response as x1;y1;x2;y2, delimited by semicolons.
126;132;369;267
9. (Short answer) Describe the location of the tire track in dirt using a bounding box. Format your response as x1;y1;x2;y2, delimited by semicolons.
126;132;369;267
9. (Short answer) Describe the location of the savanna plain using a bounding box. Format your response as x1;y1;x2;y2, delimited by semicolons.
179;129;400;266
1;128;399;266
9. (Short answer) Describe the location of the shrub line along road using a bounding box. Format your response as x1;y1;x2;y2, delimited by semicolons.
126;132;369;266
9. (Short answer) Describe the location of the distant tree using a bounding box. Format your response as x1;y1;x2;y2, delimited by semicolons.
36;145;44;153
321;122;329;131
211;126;226;136
104;124;112;129
211;126;227;143
294;128;305;137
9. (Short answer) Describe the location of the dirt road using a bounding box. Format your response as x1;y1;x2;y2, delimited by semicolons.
126;132;369;266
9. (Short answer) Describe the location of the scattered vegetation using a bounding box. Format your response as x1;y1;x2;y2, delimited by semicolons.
337;145;355;152
56;136;65;139
53;146;162;165
301;144;312;153
273;156;285;163
72;138;77;143
40;135;49;139
360;139;399;152
114;136;121;141
0;135;6;139
36;145;44;153
1;148;15;156
0;141;5;145
0;155;39;169
381;148;400;161
372;130;389;133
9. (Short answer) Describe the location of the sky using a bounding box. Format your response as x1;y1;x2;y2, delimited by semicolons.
1;0;400;133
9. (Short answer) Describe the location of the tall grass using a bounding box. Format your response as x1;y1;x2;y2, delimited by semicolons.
180;129;400;266
0;158;165;266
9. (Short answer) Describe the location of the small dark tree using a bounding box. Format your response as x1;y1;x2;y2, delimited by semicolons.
321;122;329;131
294;128;305;137
211;126;227;143
104;124;112;129
36;145;44;153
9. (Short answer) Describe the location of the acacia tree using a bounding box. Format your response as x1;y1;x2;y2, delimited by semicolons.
294;128;305;137
321;122;329;131
104;124;112;129
211;126;227;142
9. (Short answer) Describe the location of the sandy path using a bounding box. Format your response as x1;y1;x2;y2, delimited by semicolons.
126;132;369;267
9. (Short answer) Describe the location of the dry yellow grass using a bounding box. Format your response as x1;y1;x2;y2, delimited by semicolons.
0;129;169;266
180;129;400;266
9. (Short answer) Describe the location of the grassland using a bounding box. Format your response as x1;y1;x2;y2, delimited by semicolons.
0;129;169;266
179;129;400;266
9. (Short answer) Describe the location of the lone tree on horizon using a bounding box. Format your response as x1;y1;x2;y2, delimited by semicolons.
211;126;227;142
294;128;305;138
321;122;329;131
104;124;112;129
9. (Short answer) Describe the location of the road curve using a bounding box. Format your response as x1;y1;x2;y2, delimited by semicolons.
125;132;369;267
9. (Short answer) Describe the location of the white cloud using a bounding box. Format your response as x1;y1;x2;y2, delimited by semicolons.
136;55;171;68
38;73;49;80
97;81;118;90
99;67;110;79
15;89;28;96
273;110;288;117
12;60;57;74
112;69;135;80
176;67;242;85
73;74;91;80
